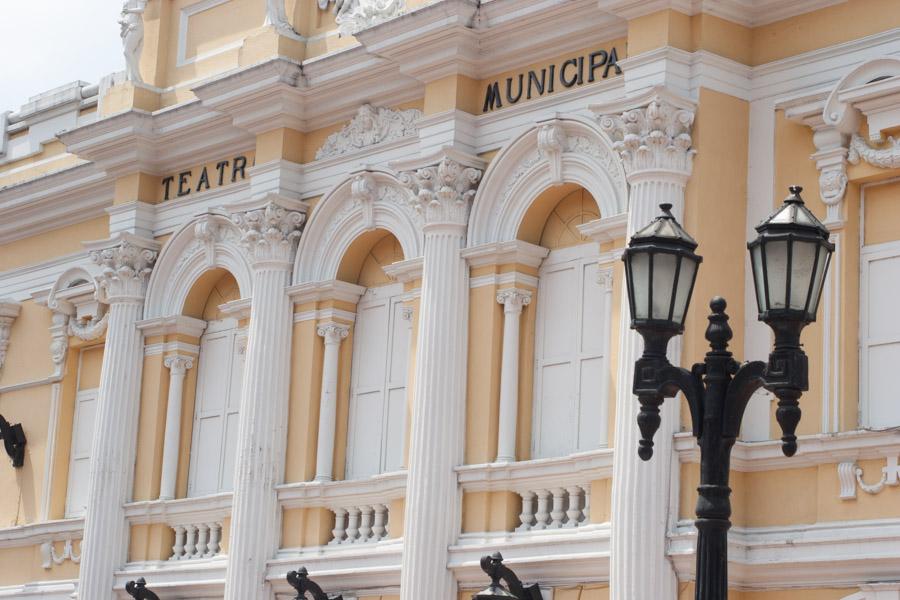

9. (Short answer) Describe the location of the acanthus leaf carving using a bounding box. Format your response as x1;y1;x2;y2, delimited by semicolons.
597;98;695;176
319;0;406;37
400;158;482;227
231;200;306;266
0;300;21;372
848;133;900;169
316;104;422;160
350;173;379;231
90;239;158;302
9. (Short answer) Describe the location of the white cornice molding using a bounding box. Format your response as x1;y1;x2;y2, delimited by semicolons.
381;256;424;283
135;315;208;338
461;240;550;269
577;213;628;243
0;517;84;549
286;279;367;305
597;0;847;28
276;470;407;510
674;429;900;471
669;517;900;589
457;449;614;493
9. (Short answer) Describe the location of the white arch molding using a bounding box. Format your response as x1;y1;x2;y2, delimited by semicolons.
468;115;628;247
293;168;424;284
144;211;254;319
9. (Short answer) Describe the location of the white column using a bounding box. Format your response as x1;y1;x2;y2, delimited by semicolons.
596;93;696;600
494;288;531;463
159;355;194;500
398;157;482;600
224;197;306;600
77;235;159;600
314;322;349;482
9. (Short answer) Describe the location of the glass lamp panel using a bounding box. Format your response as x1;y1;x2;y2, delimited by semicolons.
630;252;650;319
751;244;765;313
789;239;817;310
651;252;678;320
807;245;830;317
764;240;789;309
672;257;697;325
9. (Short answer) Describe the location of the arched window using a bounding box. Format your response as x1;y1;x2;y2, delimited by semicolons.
339;231;411;480
184;271;246;497
522;186;612;459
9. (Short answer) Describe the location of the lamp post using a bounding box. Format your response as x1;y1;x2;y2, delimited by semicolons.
621;187;833;600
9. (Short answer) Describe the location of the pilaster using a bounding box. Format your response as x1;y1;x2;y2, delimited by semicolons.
592;87;696;600
76;233;159;600
397;153;482;600
223;194;306;599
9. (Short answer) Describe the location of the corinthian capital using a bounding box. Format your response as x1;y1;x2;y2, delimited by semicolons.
229;195;307;267
399;157;482;227
86;234;159;303
595;93;695;177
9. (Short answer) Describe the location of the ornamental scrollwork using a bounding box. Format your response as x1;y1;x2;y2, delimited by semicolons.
399;158;482;226
231;201;306;265
90;240;158;301
318;0;406;37
316;104;422;161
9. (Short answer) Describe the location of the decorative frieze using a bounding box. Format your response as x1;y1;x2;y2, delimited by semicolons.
838;456;900;500
316;104;422;161
399;157;482;226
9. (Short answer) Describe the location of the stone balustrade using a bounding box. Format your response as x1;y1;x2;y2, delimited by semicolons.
515;485;591;532
170;521;224;560
329;503;391;545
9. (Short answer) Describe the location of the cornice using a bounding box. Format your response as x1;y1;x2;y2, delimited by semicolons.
596;0;847;28
461;240;550;269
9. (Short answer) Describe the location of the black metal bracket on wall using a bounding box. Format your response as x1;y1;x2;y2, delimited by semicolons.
125;578;160;600
479;553;543;600
288;567;344;600
0;414;26;468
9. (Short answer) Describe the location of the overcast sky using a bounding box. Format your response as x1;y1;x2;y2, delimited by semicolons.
0;1;125;113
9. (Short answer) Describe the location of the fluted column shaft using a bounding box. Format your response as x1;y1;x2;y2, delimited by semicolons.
315;323;349;482
160;355;194;500
495;289;531;463
224;198;305;600
77;237;158;600
399;158;482;600
597;96;696;600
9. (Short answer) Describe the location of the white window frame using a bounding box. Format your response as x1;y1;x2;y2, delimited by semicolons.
187;318;246;498
859;238;900;429
531;242;612;459
345;282;411;480
65;387;99;519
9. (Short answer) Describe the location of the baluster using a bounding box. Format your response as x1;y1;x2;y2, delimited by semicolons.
581;486;591;524
345;507;361;544
170;525;186;561
549;488;566;528
182;524;198;560
534;489;551;530
329;508;347;545
516;491;536;532
372;504;387;541
358;505;374;543
193;523;209;558
565;486;583;528
205;522;221;557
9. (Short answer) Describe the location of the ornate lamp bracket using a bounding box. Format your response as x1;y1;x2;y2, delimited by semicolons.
287;567;344;600
478;552;543;600
125;577;160;600
0;414;26;468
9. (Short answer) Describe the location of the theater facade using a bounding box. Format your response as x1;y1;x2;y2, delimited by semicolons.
0;1;899;598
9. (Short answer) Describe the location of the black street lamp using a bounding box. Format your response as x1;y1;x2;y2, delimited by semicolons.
472;553;542;600
622;186;833;600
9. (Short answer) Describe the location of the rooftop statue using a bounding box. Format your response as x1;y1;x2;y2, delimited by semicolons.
266;0;298;35
119;0;148;84
318;0;405;36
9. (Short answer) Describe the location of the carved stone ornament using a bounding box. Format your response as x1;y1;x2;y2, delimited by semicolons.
266;0;297;35
318;0;406;37
496;288;532;312
40;539;81;570
596;98;695;176
818;165;849;207
399;158;482;226
537;123;567;186
119;0;148;84
0;300;21;371
90;239;158;302
317;322;350;345
231;200;306;265
848;133;900;169
838;456;900;500
350;173;378;231
316;104;422;161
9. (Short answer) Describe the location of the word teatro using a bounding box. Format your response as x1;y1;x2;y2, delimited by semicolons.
161;155;251;201
483;47;622;113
